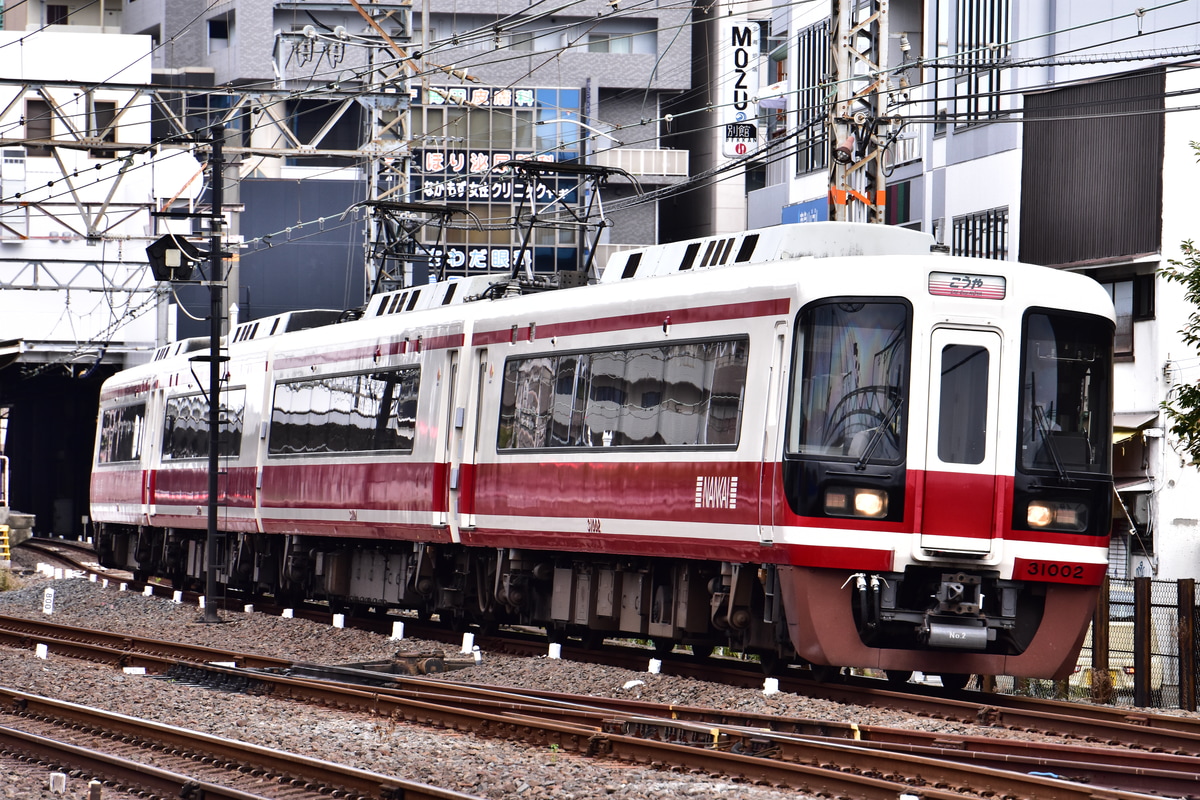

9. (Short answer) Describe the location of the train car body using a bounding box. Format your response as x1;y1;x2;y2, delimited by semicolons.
91;222;1116;681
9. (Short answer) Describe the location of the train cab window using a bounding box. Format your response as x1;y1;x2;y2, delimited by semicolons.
97;402;146;464
788;301;910;462
1018;311;1112;475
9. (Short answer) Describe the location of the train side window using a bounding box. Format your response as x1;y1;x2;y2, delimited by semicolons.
268;367;420;456
936;345;989;465
97;402;146;464
497;338;749;450
161;389;246;460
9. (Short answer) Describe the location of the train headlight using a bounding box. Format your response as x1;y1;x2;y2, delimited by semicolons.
1026;500;1088;532
825;487;888;518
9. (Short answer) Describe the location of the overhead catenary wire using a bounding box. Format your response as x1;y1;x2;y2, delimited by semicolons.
5;0;1200;324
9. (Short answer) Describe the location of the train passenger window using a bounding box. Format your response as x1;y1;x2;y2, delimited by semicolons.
789;301;909;461
161;389;245;460
497;338;749;449
268;367;420;455
937;345;989;465
1018;312;1113;475
97;402;146;464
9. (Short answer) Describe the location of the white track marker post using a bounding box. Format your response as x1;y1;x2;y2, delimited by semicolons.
243;604;254;613
198;596;206;609
333;613;345;628
460;632;475;654
648;658;662;674
390;620;404;640
763;677;780;695
143;585;153;597
172;591;183;604
282;608;294;619
41;588;54;615
547;642;562;659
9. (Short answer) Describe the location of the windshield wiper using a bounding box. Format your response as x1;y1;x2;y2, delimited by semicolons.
1033;404;1069;480
855;392;905;471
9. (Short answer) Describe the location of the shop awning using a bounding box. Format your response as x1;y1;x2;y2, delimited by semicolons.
1113;411;1159;444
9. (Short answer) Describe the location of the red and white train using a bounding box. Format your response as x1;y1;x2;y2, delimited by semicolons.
91;222;1115;684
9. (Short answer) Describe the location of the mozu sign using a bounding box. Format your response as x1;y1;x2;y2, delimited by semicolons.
720;18;761;158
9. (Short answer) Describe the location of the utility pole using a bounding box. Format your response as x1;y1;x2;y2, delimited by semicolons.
828;0;889;223
203;125;226;624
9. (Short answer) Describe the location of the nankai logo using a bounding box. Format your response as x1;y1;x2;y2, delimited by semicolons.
695;476;739;509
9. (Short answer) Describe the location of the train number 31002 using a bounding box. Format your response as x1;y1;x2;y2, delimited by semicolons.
1024;561;1086;580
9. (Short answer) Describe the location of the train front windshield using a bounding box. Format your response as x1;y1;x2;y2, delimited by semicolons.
1018;311;1113;476
789;301;909;464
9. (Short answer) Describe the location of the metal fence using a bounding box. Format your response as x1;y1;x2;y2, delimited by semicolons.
998;576;1197;709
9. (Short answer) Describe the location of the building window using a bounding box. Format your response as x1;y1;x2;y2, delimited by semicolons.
46;5;69;25
1099;274;1154;358
954;0;1010;124
24;99;52;156
90;100;117;157
587;33;632;53
208;14;232;53
952;207;1008;260
794;19;829;176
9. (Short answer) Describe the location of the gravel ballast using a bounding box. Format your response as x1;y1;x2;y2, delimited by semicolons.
0;551;1167;799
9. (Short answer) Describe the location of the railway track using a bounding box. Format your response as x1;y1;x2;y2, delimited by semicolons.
0;685;481;800
0;611;1195;799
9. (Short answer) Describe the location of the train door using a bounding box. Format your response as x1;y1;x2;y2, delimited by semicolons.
920;328;1002;554
759;321;789;545
439;349;461;541
143;386;164;527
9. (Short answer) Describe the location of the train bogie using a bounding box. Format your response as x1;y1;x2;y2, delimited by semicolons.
90;222;1116;680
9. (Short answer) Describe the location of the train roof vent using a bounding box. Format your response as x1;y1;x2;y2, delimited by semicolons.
283;309;343;332
620;252;642;279
599;222;936;283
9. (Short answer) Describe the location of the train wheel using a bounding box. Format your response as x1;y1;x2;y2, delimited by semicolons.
940;673;972;691
885;670;913;685
689;644;714;659
652;639;675;656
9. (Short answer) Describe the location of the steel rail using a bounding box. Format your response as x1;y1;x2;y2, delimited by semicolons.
0;687;481;800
